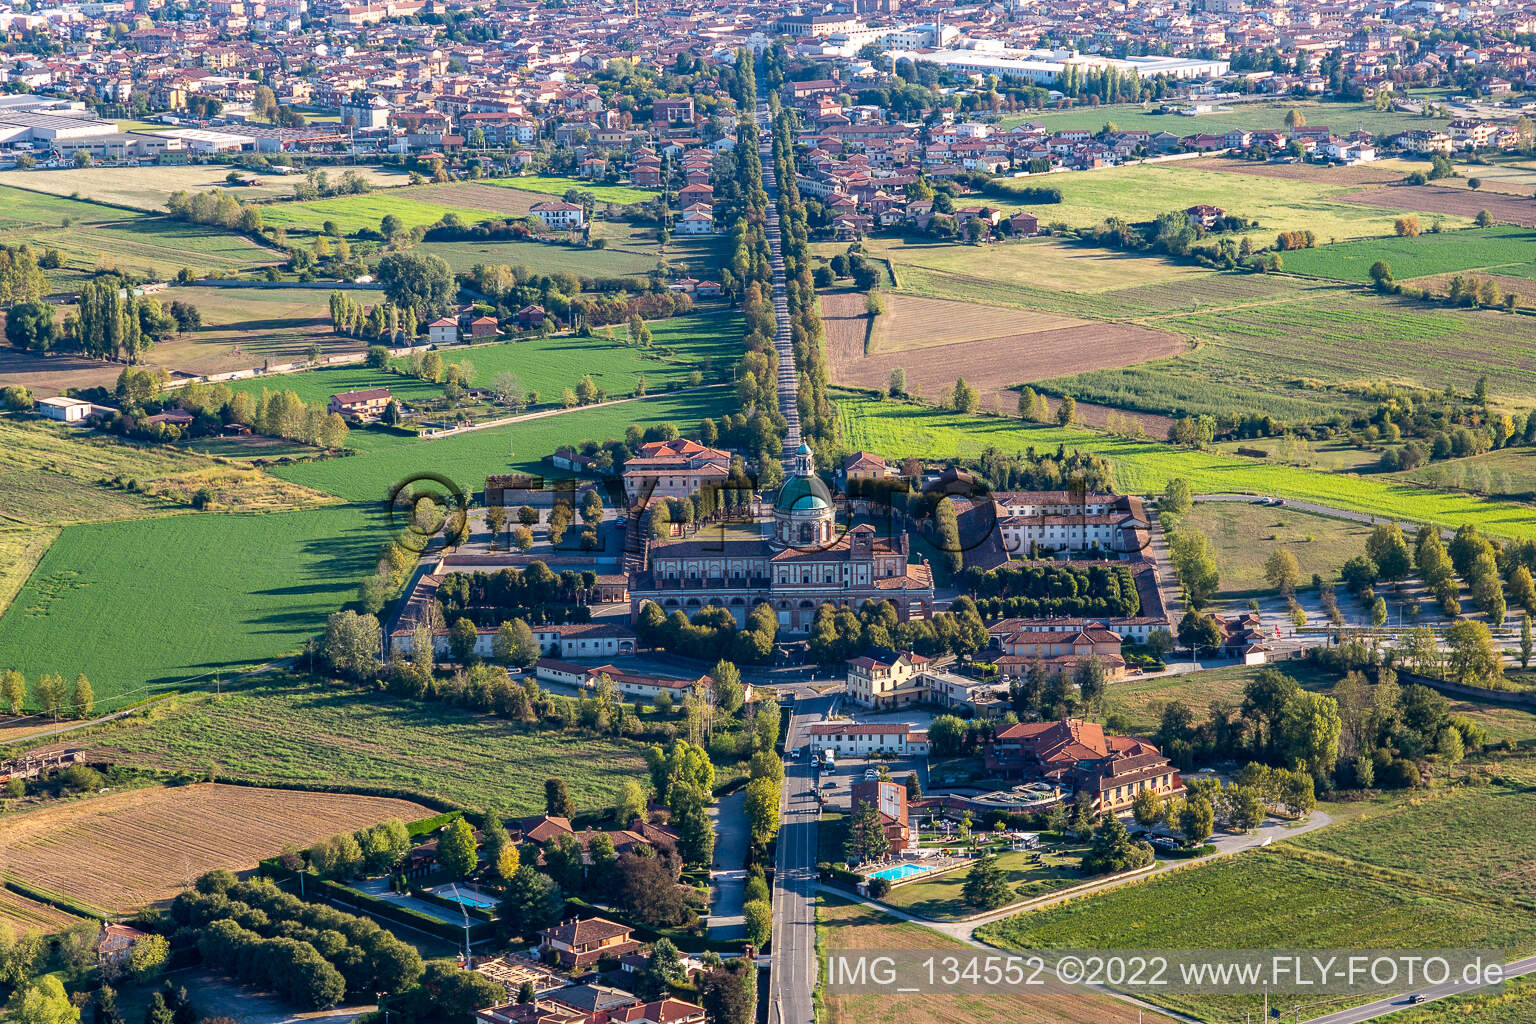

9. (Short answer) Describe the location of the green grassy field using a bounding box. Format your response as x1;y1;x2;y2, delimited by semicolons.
0;185;283;284
1388;978;1536;1024
418;238;661;276
0;504;376;710
483;175;657;206
255;192;506;235
1402;447;1536;497
1295;785;1536;901
0;165;409;212
993;163;1447;241
999;98;1448;141
1042;285;1536;422
267;387;737;503
1102;661;1536;744
1279;225;1536;282
1178;501;1373;601
977;837;1536;1021
225;309;741;419
71;679;651;813
834;394;1536;539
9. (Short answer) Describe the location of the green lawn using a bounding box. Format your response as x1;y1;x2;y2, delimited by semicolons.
1279;225;1536;282
993;163;1448;242
71;678;651;814
0;505;377;710
483;175;658;206
266;387;737;503
880;845;1090;921
834;394;1536;539
976;840;1536;1022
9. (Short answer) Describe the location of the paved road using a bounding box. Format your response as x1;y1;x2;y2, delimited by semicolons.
770;693;832;1024
1302;953;1536;1024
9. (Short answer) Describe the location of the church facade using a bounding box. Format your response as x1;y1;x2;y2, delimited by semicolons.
627;444;936;634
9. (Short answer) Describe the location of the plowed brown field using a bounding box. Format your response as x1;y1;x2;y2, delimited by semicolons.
0;887;83;933
1341;184;1536;226
0;783;430;912
1184;157;1406;187
823;289;1186;419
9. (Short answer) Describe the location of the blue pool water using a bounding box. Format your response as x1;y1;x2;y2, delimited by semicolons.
866;863;933;882
436;889;497;909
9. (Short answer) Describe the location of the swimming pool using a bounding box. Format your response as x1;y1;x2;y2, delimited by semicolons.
866;863;934;883
432;888;497;909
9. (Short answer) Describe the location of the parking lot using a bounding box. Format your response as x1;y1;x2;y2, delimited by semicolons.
790;749;928;813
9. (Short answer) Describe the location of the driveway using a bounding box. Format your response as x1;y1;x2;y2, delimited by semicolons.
707;789;748;942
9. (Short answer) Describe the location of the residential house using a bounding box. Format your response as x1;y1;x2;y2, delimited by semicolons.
537;917;642;969
328;387;393;419
850;777;910;852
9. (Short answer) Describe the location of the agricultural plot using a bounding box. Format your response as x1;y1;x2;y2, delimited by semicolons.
822;288;1185;412
0;417;332;527
1176;501;1374;601
0;165;409;212
136;285;368;378
1101;661;1536;744
0;504;377;709
998;98;1448;141
0;783;429;914
1388;978;1536;1024
253;192;506;235
1183;156;1414;187
991;163;1450;242
833;393;1536;539
1340;185;1536;228
224;309;740;420
266;387;737;503
0;887;83;933
481;175;657;206
820;896;1176;1024
854;236;1212;295
418;238;661;276
976;841;1536;1022
76;681;652;815
0;528;55;620
1399;447;1536;497
1047;286;1536;424
1295;785;1536;901
1277;225;1536;282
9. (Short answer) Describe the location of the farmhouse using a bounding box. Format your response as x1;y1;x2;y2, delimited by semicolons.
37;396;92;422
328;387;393;419
96;923;147;976
807;721;929;758
428;315;459;345
530;200;586;230
533;659;741;702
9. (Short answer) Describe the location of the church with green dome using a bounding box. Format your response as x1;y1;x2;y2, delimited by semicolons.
627;441;936;635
